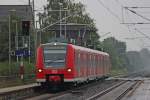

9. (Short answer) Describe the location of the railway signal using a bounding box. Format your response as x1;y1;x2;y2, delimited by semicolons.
22;21;30;36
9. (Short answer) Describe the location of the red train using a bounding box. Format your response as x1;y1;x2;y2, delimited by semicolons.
36;42;111;87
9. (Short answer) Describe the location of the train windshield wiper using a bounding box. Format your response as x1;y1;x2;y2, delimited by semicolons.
45;59;64;63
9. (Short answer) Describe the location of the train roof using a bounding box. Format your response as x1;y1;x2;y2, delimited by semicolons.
41;42;109;56
42;42;67;46
70;44;109;56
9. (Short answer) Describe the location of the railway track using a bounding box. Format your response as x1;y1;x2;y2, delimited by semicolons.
29;80;142;100
87;80;142;100
26;79;121;100
0;71;145;100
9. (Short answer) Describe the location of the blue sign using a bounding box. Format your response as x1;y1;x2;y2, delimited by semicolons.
15;49;31;57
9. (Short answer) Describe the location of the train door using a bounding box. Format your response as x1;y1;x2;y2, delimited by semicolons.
90;54;92;77
75;50;81;78
93;55;96;77
75;50;78;78
80;52;84;78
88;53;91;77
100;55;102;76
97;55;100;76
95;55;98;76
106;56;108;75
83;52;86;78
103;56;106;75
78;51;81;77
101;55;104;75
90;54;94;76
87;53;89;79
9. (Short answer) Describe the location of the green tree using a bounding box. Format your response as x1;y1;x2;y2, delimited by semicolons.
102;37;127;69
39;0;99;48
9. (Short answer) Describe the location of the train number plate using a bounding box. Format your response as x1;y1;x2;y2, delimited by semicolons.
52;70;58;73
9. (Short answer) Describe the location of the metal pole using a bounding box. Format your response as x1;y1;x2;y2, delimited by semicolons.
8;14;11;74
16;22;19;62
29;36;31;63
34;21;38;61
40;31;41;44
32;0;35;27
23;36;25;49
59;3;62;38
29;0;31;5
65;10;67;39
20;54;24;80
39;20;42;44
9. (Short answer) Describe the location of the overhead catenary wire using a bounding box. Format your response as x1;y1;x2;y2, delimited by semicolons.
134;28;150;40
125;7;150;22
96;0;150;49
97;0;140;38
113;0;150;41
97;0;121;21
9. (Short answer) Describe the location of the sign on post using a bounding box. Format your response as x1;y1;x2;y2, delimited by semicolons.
15;49;31;57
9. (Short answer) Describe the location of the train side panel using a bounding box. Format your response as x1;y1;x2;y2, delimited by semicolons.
35;43;111;85
36;46;45;82
64;44;75;81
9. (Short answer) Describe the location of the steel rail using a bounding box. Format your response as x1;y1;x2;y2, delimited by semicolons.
115;81;142;100
86;81;127;100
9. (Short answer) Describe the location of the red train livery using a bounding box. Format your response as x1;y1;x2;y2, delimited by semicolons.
36;42;111;86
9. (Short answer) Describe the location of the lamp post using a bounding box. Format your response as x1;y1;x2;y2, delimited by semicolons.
64;7;68;39
13;20;19;62
8;9;16;74
59;2;63;38
8;13;11;74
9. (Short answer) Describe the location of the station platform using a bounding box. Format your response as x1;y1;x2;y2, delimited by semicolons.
0;83;38;95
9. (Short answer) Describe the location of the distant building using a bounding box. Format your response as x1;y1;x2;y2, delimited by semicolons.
0;5;33;32
0;5;33;21
0;5;33;60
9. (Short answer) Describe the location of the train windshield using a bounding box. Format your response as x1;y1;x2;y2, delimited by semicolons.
43;44;67;68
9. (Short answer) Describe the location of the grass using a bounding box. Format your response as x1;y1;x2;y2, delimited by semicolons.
0;77;36;88
0;61;36;88
0;61;35;76
110;67;127;77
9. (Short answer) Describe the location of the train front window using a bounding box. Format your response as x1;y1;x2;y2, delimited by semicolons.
43;45;66;68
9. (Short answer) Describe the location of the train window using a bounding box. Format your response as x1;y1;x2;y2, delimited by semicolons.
43;45;66;68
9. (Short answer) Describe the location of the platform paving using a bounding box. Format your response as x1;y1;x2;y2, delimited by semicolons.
0;83;38;95
122;79;150;100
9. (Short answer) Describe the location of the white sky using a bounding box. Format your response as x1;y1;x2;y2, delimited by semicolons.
1;0;150;51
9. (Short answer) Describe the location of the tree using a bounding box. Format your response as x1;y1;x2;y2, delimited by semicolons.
102;37;127;69
39;0;99;48
126;48;150;72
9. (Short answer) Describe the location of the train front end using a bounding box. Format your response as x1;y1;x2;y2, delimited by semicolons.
36;42;74;87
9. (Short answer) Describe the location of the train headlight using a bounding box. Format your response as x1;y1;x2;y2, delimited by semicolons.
67;68;72;72
38;69;42;73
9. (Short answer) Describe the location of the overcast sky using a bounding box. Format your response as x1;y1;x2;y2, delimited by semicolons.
1;0;150;51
